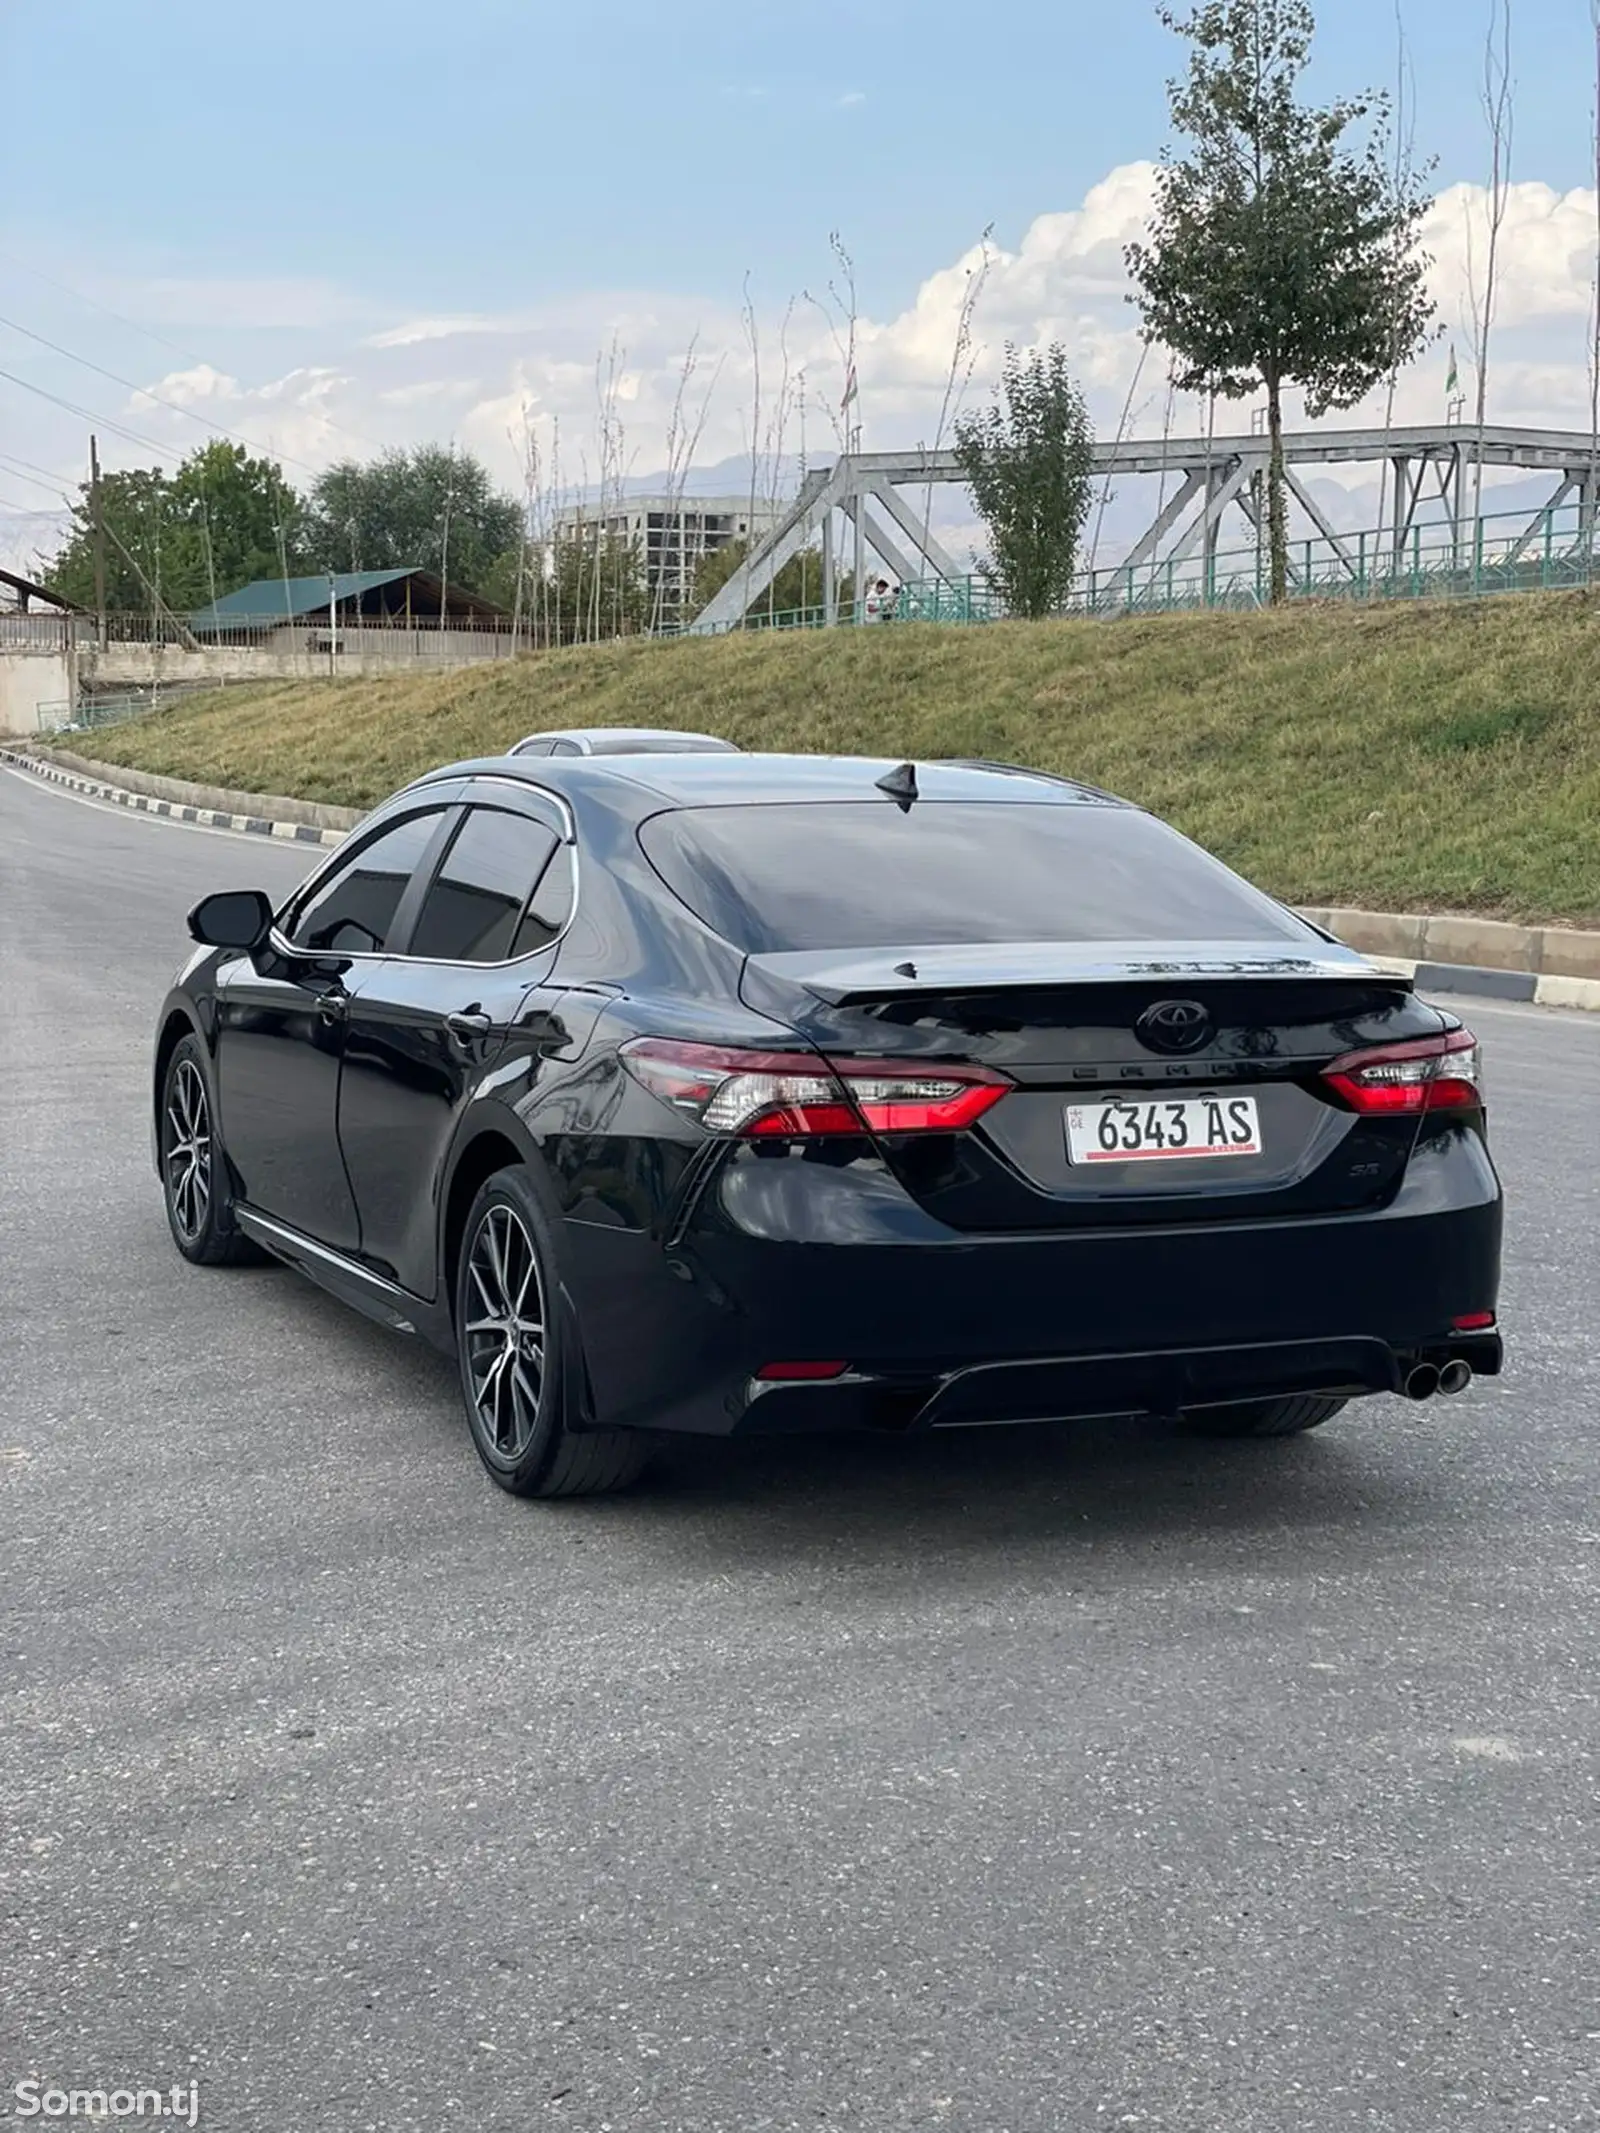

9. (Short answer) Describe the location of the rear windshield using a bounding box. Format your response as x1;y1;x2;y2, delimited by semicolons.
638;802;1306;954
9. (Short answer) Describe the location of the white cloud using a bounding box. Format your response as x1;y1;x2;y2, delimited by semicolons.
147;363;246;405
1426;179;1600;329
378;377;483;408
0;506;69;577
367;315;522;350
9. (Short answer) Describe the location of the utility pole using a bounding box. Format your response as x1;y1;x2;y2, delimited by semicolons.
439;483;453;645
851;416;865;625
89;434;107;649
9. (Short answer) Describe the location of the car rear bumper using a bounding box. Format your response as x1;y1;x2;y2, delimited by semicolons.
734;1328;1504;1435
562;1131;1504;1436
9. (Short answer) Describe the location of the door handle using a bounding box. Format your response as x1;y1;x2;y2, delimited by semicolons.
446;1010;494;1043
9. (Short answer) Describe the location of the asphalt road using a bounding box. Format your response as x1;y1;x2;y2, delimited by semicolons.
4;762;1599;2133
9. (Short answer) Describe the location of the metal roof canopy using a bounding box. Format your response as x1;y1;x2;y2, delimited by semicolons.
190;567;508;632
690;423;1600;630
0;566;80;613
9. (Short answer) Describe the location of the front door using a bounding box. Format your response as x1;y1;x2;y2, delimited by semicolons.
213;805;453;1248
212;955;367;1248
337;803;574;1297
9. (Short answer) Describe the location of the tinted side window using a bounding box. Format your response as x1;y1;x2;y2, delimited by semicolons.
511;844;575;956
408;809;559;963
637;802;1308;954
289;811;444;954
549;739;583;757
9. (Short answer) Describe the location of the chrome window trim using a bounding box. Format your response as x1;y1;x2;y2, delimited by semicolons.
267;801;581;974
275;801;458;960
399;770;576;842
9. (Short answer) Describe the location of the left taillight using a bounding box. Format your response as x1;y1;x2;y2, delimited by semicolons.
1322;1028;1484;1116
619;1037;1011;1138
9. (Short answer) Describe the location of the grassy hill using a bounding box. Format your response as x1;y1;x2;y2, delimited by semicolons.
72;592;1600;925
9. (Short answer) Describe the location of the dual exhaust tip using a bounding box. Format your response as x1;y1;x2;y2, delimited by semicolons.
1404;1359;1474;1401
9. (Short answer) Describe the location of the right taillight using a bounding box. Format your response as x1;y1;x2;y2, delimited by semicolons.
1322;1028;1484;1116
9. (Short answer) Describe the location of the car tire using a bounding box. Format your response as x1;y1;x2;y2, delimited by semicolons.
454;1165;650;1499
159;1034;261;1267
1180;1394;1349;1439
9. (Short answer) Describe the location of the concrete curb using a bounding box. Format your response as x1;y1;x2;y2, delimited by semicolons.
1362;953;1600;1012
18;743;363;834
1299;903;1600;986
0;747;349;849
5;744;1598;1011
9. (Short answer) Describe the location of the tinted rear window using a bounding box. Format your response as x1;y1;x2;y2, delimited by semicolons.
638;802;1305;953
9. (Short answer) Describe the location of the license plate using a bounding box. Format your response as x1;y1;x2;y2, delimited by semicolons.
1065;1094;1262;1165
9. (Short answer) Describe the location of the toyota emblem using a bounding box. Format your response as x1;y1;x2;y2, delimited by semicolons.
1135;999;1214;1054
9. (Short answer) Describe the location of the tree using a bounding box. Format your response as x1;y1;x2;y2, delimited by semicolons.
304;446;522;595
46;466;180;614
530;527;651;645
44;443;305;617
691;538;850;622
1126;0;1436;605
952;343;1096;620
169;442;306;610
1467;0;1514;538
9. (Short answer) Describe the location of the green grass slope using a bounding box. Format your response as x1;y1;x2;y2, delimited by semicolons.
74;593;1600;924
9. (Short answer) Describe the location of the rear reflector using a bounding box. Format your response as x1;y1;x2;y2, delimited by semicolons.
1322;1029;1483;1116
1452;1311;1497;1331
756;1361;850;1381
620;1037;1011;1138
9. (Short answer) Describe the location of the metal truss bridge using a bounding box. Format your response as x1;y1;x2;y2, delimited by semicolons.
689;423;1600;630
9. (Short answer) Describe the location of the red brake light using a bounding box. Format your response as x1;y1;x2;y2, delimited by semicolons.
1453;1311;1497;1332
1322;1029;1484;1116
620;1038;1011;1138
756;1360;850;1381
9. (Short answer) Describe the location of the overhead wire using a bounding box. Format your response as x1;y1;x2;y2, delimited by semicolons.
0;453;74;499
0;249;398;459
0;313;331;478
0;363;192;461
0;248;254;368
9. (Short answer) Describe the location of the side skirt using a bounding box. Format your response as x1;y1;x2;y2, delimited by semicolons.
233;1205;442;1343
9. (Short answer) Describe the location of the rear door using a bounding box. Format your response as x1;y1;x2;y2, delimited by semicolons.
336;794;576;1296
638;795;1448;1234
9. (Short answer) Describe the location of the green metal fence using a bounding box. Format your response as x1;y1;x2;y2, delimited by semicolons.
695;495;1600;636
1077;495;1600;616
39;694;167;733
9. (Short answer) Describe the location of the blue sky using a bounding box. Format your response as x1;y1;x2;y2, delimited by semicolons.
2;0;1598;559
7;0;1598;316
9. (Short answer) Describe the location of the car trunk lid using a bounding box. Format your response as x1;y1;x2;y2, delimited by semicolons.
740;940;1443;1232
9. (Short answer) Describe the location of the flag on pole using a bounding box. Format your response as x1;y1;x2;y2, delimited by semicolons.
840;362;858;413
1446;344;1460;396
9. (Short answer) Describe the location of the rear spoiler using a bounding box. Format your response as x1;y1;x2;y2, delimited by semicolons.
744;938;1405;1008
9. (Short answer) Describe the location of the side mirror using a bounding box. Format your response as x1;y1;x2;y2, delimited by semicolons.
187;889;276;951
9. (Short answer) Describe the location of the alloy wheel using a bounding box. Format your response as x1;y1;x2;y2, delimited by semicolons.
463;1203;547;1460
164;1057;213;1243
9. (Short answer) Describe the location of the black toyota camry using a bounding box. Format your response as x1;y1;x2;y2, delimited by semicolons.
152;750;1503;1497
